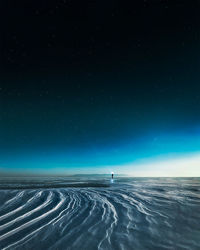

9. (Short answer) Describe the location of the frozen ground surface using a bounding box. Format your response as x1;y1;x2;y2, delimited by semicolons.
0;176;199;250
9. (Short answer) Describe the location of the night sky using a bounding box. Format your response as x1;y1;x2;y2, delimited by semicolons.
1;1;200;175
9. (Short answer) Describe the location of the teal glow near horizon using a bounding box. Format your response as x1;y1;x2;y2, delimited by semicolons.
1;131;200;176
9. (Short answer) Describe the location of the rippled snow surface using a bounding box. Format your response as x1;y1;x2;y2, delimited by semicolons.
0;177;199;250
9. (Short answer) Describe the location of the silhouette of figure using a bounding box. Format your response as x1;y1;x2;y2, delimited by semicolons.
111;172;114;179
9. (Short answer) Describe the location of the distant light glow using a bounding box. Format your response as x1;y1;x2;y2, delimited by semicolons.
112;153;200;177
1;132;200;176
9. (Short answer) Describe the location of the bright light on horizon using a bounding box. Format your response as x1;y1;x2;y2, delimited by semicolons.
113;153;200;177
1;153;200;177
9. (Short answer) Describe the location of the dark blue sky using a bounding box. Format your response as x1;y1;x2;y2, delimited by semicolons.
1;1;200;174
